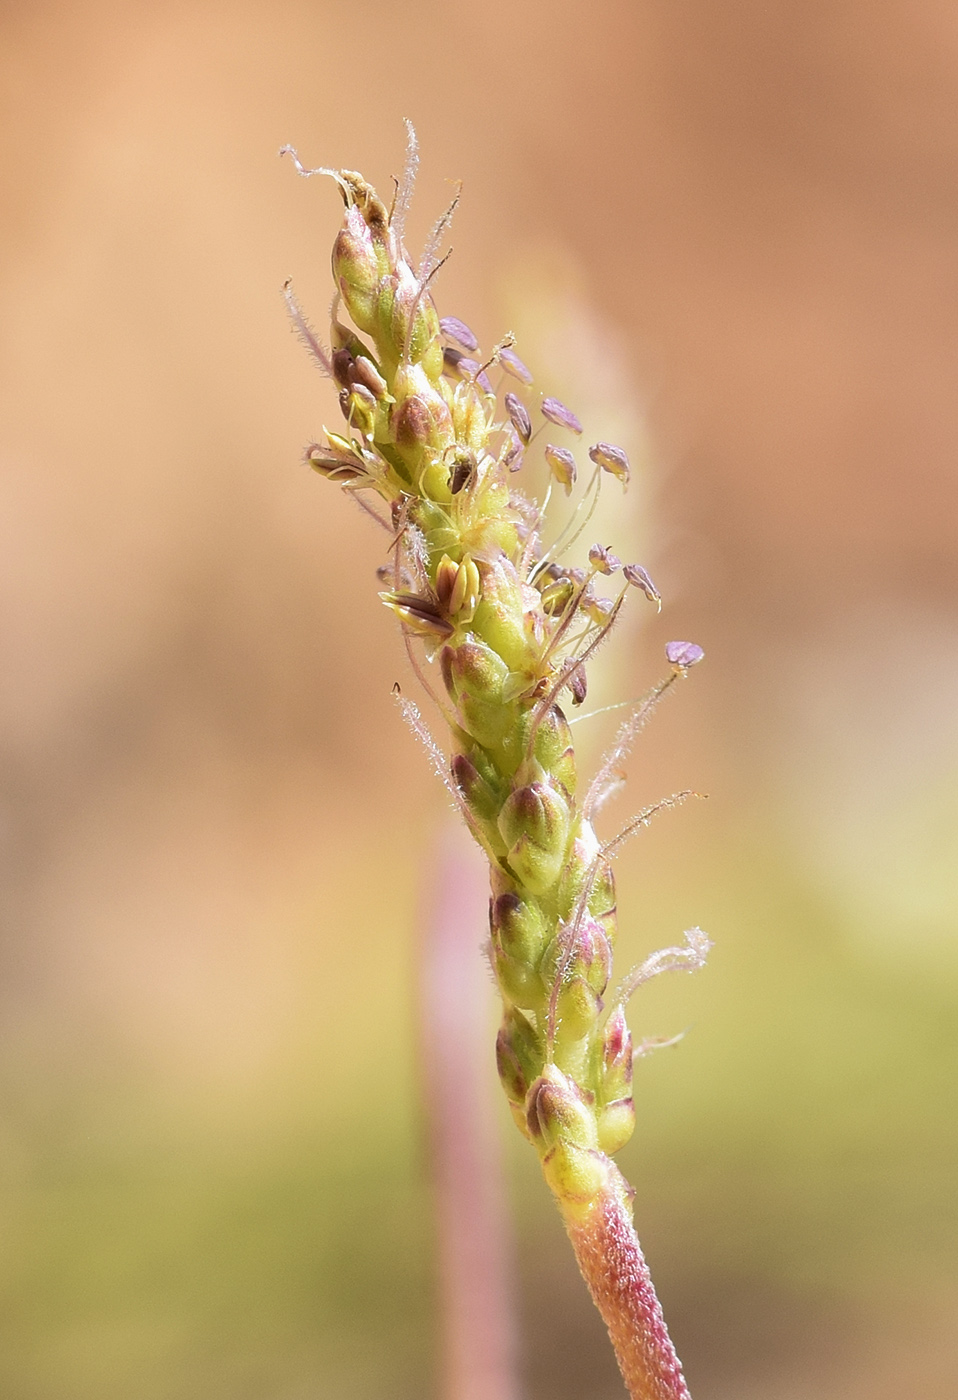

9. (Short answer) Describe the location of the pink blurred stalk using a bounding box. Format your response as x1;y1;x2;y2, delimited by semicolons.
420;827;520;1400
563;1170;691;1400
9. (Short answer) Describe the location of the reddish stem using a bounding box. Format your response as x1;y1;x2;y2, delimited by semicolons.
562;1170;691;1400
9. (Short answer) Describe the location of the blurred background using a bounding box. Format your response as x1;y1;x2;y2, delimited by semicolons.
1;2;957;1396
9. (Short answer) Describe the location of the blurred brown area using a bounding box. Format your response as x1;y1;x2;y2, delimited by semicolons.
1;2;956;1397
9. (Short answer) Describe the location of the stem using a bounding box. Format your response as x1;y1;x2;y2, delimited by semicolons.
561;1170;691;1400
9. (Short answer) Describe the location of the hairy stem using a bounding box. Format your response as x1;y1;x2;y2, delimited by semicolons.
562;1176;690;1400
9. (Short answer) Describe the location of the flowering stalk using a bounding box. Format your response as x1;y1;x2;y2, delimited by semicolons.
283;131;709;1400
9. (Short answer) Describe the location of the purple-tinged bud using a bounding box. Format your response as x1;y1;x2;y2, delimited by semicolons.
305;442;368;483
623;563;660;607
588;442;630;486
351;354;388;400
451;752;501;826
458;357;495;395
541;396;583;435
496;1007;541;1118
492;892;548;969
601;1005;633;1095
331;346;354;388
541;916;612;999
332;205;382;333
588;543;621;575
526;1065;596;1151
443;346;464;375
380;591;454;640
544;443;577;495
666;640;705;670
440;315;479;351
499;346;533;384
392;394;433;448
498;781;571;895
504;392;532;445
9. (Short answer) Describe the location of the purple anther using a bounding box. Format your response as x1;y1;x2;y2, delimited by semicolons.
623;563;660;604
499;346;533;384
440;316;479;352
504;391;532;444
665;640;705;669
588;543;621;576
588;442;630;485
541;396;583;434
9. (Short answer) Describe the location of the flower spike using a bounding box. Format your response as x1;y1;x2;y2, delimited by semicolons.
284;134;708;1400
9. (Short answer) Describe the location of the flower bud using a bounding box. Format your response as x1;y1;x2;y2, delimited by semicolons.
600;1006;633;1104
380;591;454;640
497;780;571;894
332;205;383;334
517;702;576;794
441;638;513;746
525;1064;596;1151
471;557;533;674
491;891;549;970
496;1007;541;1106
351;354;388;400
541;916;612;1000
451;752;502;827
305;442;368;483
596;1099;635;1156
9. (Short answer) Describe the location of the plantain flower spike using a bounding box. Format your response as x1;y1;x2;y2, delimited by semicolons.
283;130;708;1400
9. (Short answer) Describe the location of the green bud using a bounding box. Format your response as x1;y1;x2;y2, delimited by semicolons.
491;892;548;967
441;639;514;747
540;917;612;1000
496;1006;543;1112
332;204;383;334
596;1100;635;1157
450;753;505;837
491;893;549;1009
471;557;534;674
517;703;576;794
526;1065;596;1151
497;781;571;895
553;973;602;1042
542;1142;608;1207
